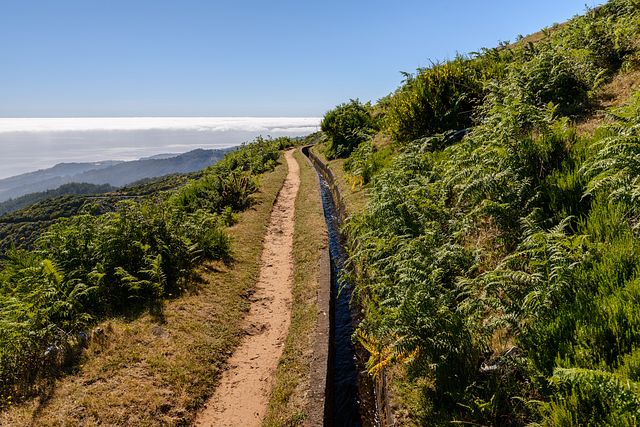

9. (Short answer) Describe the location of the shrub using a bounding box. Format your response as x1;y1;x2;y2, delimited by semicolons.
500;44;603;118
328;2;640;424
321;99;374;159
382;58;486;143
539;368;640;425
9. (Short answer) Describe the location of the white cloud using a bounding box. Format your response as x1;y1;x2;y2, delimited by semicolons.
0;117;321;133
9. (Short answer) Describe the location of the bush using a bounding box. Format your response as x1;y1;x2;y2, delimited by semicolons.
507;44;603;117
321;99;375;159
582;93;640;212
540;368;640;425
382;58;487;144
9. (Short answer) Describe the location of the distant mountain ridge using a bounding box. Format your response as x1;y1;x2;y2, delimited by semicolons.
0;148;233;202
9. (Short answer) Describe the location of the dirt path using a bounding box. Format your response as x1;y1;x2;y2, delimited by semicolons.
196;150;300;427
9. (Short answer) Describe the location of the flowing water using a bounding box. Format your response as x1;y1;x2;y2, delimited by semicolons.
318;174;361;426
309;151;379;427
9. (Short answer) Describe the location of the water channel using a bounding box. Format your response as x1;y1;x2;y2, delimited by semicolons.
304;148;379;427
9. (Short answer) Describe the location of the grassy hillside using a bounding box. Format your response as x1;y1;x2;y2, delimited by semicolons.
0;137;295;411
0;173;194;254
319;1;640;424
0;151;290;425
0;183;116;217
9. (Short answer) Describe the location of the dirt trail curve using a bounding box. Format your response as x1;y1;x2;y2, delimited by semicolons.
196;149;300;427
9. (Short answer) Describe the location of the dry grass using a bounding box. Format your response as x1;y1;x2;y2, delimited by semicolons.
262;149;327;426
371;133;393;149
577;68;640;136
598;69;640;108
0;160;288;427
461;216;506;274
515;23;564;46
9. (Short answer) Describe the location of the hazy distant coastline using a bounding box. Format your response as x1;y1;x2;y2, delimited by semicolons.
0;148;235;203
0;117;320;179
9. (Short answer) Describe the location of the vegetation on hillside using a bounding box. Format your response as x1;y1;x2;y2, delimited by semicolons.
322;0;640;424
0;174;194;254
0;136;295;409
0;183;116;217
321;99;376;159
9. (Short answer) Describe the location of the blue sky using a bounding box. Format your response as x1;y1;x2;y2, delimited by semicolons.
0;0;604;117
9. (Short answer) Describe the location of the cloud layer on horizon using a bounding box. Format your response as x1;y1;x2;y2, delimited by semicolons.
0;117;321;133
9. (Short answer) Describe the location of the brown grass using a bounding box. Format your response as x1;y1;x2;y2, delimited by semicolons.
578;68;640;136
461;216;506;274
598;69;640;108
514;23;564;47
0;160;288;426
262;149;327;426
371;133;392;149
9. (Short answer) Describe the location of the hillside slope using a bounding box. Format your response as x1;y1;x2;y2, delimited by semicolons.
0;173;197;254
317;1;640;425
0;148;232;202
0;150;291;426
0;183;116;216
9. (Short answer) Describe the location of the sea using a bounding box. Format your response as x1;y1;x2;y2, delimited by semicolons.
0;117;321;179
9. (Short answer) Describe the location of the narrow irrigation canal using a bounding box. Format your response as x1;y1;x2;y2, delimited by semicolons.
304;148;378;427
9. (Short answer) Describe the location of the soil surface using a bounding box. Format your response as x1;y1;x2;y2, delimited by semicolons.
196;150;300;426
